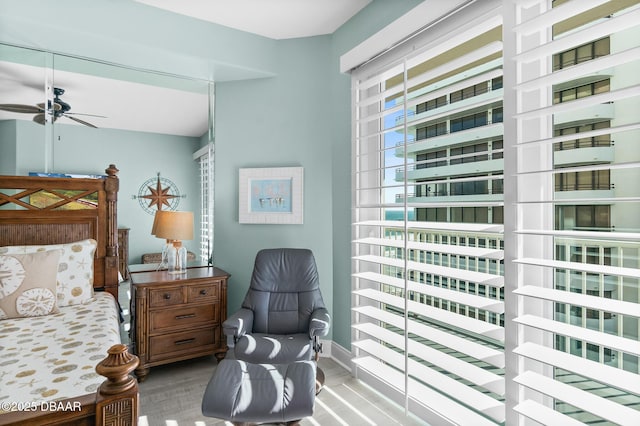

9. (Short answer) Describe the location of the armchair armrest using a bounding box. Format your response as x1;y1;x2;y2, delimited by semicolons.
309;307;330;338
223;308;254;340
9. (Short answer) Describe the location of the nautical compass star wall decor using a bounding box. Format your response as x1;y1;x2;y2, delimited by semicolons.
133;173;185;214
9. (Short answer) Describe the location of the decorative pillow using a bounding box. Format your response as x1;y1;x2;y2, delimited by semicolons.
0;239;97;307
0;250;61;319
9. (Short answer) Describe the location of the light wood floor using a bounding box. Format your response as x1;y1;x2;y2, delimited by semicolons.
136;354;427;426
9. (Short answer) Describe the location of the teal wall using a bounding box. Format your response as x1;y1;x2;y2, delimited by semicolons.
0;121;17;174
0;0;424;350
214;36;334;324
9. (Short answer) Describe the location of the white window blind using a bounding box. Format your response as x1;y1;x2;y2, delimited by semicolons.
508;0;640;425
351;0;640;424
352;1;506;424
194;142;214;264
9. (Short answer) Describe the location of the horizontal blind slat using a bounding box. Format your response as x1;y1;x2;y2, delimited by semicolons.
514;285;640;317
514;256;640;279
512;0;609;35
355;254;505;287
352;335;505;421
514;6;640;63
514;341;640;395
354;271;505;313
355;220;504;233
515;84;640;119
352;356;499;426
515;228;640;241
513;370;640;425
354;288;504;340
353;236;504;259
353;331;504;396
513;314;640;357
513;400;585;426
353;305;504;366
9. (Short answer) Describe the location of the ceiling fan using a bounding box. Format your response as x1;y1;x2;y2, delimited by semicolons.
0;87;104;128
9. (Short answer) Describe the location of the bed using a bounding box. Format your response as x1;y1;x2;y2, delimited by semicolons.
0;165;139;426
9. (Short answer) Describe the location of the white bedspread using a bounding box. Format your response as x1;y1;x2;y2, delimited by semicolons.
0;292;121;411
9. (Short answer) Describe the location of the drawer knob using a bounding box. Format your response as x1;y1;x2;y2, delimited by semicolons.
164;293;171;300
200;289;207;295
175;338;196;346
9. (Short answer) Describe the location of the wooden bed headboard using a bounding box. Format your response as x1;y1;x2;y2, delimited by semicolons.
0;164;120;298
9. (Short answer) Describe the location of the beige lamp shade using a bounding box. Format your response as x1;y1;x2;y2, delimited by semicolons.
152;210;194;241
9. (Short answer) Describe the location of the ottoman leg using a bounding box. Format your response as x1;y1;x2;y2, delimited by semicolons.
316;366;325;395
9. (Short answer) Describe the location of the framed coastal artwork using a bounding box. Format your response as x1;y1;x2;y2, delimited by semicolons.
238;167;303;224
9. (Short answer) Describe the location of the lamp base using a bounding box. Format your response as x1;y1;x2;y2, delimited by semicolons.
166;240;188;274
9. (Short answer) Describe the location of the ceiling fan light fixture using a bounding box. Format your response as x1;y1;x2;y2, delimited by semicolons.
0;87;101;128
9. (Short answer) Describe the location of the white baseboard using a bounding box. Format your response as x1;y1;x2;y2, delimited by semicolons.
327;340;353;373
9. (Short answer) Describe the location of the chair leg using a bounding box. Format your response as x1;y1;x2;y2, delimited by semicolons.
315;366;325;395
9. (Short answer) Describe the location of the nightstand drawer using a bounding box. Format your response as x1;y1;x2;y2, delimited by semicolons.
188;282;219;303
149;287;184;307
150;304;218;331
149;328;217;361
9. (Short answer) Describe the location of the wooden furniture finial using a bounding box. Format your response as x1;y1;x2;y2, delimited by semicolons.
95;344;139;395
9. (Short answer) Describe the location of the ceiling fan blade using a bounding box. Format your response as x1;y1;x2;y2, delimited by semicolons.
33;113;59;125
0;103;42;113
33;113;47;125
65;112;107;118
66;115;98;128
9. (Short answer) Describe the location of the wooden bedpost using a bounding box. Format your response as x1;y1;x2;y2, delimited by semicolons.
95;344;139;426
104;164;120;297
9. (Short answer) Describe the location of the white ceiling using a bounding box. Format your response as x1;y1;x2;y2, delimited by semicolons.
0;1;372;135
135;0;372;40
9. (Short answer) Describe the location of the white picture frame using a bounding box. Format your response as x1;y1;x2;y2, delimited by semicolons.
238;167;303;224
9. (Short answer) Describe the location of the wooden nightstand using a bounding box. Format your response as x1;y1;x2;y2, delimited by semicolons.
129;266;230;381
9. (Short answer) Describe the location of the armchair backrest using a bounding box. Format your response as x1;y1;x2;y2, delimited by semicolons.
241;248;326;335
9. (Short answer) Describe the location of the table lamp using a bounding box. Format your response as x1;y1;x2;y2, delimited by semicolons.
152;210;194;274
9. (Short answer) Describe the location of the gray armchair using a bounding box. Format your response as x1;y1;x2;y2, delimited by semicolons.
223;248;330;365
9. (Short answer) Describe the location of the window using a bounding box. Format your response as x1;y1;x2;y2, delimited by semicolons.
555;170;611;191
352;0;640;425
511;0;639;424
352;2;505;424
553;37;610;70
416;95;447;113
350;0;639;424
416;121;447;140
450;111;488;132
555;205;611;231
554;121;611;151
554;79;610;103
450;81;489;103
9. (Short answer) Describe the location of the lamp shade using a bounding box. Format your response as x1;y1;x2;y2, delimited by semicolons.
152;210;194;241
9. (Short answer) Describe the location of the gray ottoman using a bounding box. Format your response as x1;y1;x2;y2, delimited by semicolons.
202;359;317;425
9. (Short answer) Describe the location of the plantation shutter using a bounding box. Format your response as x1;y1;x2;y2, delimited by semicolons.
351;1;507;424
507;0;640;424
194;142;214;264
